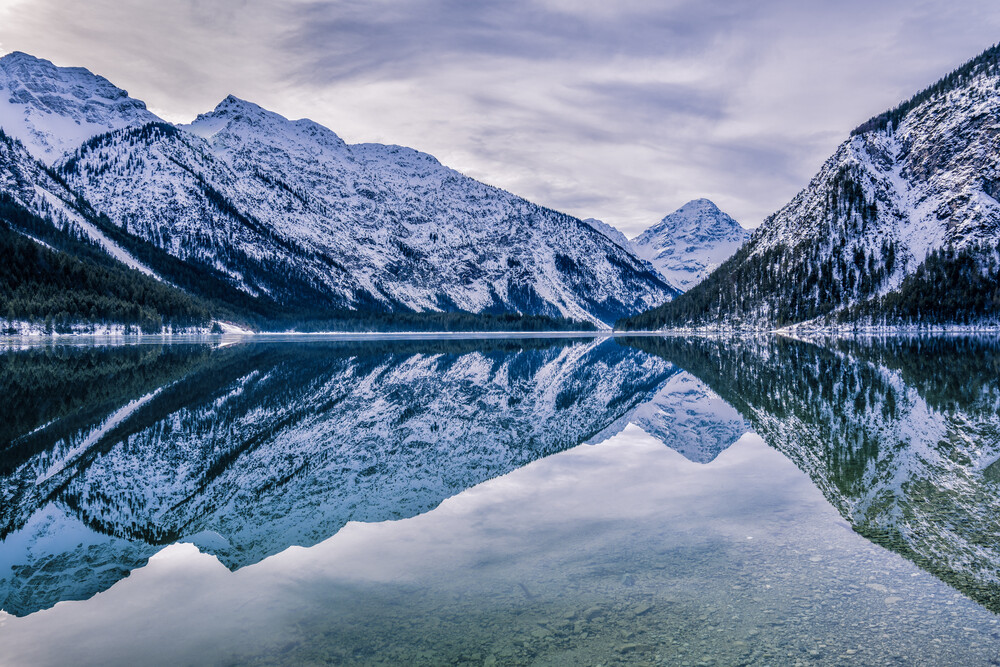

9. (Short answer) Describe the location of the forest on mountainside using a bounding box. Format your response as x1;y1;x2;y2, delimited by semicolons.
853;42;1000;135
0;193;597;333
617;242;1000;331
0;195;212;333
616;165;904;330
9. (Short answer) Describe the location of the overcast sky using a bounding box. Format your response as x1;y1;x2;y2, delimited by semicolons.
1;1;998;236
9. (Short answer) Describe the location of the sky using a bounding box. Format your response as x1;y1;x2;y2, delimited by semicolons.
0;1;998;237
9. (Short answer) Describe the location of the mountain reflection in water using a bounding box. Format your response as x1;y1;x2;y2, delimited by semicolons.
1;334;999;629
1;337;676;615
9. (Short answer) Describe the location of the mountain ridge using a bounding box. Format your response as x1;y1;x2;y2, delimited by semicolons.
619;42;1000;330
583;200;749;294
0;51;159;164
0;51;676;330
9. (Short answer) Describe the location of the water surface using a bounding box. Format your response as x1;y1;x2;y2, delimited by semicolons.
1;335;999;665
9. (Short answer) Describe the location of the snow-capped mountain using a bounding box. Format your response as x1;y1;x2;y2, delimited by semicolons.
0;338;675;615
582;217;631;251
0;52;677;328
0;52;158;165
0;120;156;277
632;199;748;291
622;44;1000;329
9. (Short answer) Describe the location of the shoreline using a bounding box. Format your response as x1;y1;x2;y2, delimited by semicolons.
2;326;998;347
0;330;613;346
616;324;1000;335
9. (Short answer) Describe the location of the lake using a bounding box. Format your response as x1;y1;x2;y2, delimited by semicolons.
1;334;999;666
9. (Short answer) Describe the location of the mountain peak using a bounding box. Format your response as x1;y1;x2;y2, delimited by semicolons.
182;94;270;137
582;217;631;250
656;199;742;236
213;94;264;115
679;197;720;210
185;94;347;152
632;198;748;291
0;51;44;65
0;50;159;163
625;41;1000;329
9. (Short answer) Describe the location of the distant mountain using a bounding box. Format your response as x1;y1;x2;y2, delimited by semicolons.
621;44;1000;330
632;199;748;291
582;217;631;251
583;201;748;294
0;52;676;329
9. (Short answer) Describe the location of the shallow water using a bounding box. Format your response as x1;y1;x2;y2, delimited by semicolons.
1;335;999;665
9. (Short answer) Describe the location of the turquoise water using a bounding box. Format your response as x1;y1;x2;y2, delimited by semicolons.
1;335;999;665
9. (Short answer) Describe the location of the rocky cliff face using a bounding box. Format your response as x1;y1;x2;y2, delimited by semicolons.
0;52;158;165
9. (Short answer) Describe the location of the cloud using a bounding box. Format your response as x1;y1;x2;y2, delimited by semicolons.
1;1;999;235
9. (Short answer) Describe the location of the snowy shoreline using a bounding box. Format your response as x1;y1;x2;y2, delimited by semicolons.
3;324;998;346
0;328;613;345
617;324;1000;336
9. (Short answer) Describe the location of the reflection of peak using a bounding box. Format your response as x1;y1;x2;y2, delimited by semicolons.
629;371;749;463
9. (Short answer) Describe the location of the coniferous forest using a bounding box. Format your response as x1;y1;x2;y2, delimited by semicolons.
617;242;1000;331
0;194;596;334
0;196;211;333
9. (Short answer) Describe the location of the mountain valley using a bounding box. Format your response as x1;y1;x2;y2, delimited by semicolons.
621;44;1000;330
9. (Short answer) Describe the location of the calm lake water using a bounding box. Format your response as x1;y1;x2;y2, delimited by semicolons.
1;334;999;666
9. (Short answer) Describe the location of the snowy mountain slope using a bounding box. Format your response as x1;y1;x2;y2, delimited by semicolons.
0;125;157;277
60;121;347;305
66;96;675;325
632;199;748;291
622;45;1000;329
582;217;631;251
0;339;676;615
745;73;1000;308
0;51;676;327
0;48;681;326
0;52;158;165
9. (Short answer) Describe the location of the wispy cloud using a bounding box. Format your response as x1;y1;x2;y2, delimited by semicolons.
1;0;998;234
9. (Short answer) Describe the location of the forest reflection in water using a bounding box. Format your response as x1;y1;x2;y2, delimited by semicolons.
1;334;999;665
